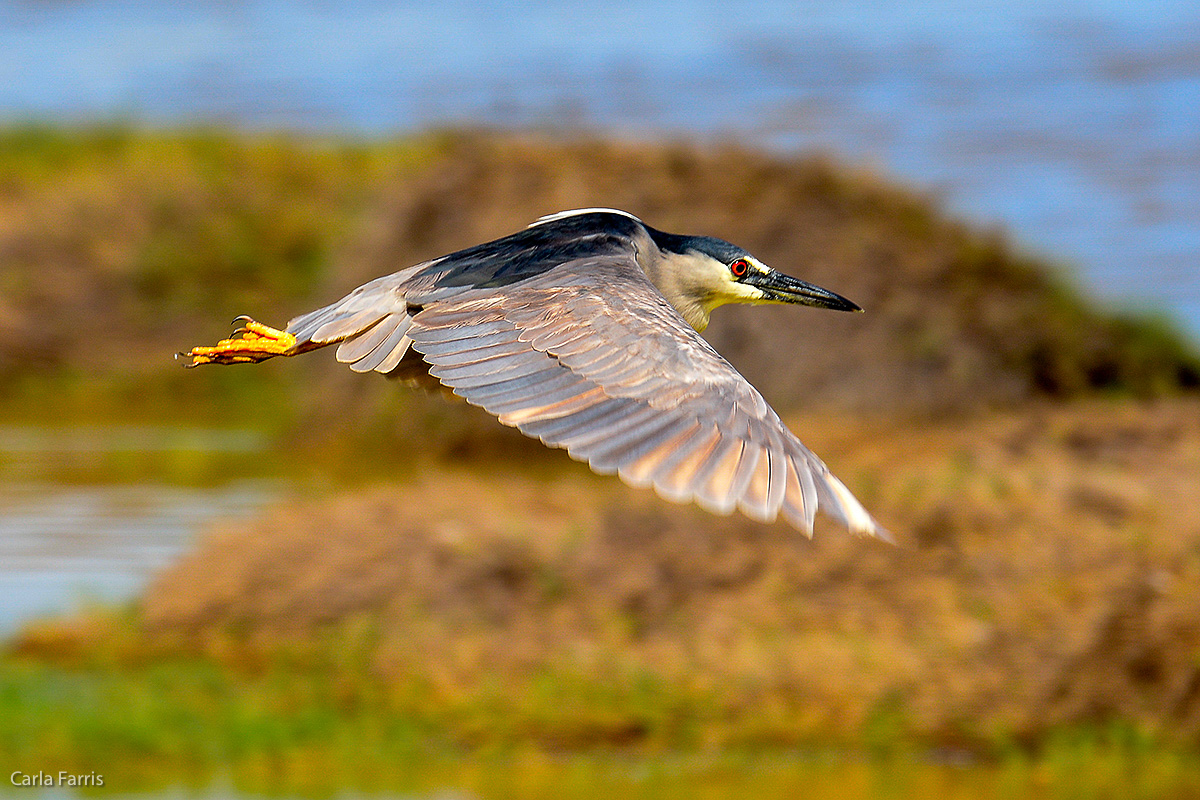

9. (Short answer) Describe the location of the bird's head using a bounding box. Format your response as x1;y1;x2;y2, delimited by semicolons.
648;232;862;330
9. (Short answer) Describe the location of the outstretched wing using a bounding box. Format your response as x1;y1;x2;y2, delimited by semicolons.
282;250;883;539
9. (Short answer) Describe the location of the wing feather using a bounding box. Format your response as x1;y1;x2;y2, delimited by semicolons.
594;415;700;475
415;329;519;356
460;367;580;402
289;242;880;537
316;309;387;345
729;444;763;512
692;437;745;514
513;396;632;441
422;338;534;367
336;314;402;363
500;386;610;426
739;449;775;522
430;351;551;385
563;403;668;453
617;421;704;488
373;335;414;374
414;318;513;343
349;315;413;373
653;427;724;503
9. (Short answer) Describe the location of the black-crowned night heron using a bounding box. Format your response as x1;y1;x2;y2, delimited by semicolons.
181;208;886;540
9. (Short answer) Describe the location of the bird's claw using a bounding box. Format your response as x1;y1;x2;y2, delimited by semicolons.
179;318;297;367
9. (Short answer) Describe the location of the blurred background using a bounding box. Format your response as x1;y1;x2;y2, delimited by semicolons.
4;0;1198;336
2;1;1200;798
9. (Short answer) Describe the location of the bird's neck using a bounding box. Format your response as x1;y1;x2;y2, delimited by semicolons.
635;235;714;332
666;285;713;332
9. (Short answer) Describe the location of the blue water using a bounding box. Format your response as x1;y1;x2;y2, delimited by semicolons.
0;481;271;635
1;0;1198;338
0;426;275;635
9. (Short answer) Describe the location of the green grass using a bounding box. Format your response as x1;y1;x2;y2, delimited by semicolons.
3;652;1200;799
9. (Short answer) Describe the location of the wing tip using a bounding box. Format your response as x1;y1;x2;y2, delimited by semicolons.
823;472;892;543
867;522;896;544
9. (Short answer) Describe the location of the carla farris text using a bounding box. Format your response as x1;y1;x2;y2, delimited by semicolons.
11;772;104;787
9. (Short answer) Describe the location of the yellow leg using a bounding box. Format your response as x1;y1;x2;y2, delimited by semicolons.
178;316;297;367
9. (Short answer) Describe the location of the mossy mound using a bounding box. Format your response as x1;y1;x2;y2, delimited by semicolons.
1;127;1195;418
18;399;1200;751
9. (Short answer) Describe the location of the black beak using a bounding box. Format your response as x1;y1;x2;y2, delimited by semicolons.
746;269;863;312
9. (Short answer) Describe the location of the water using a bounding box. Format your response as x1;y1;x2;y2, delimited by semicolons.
1;0;1197;338
0;426;275;635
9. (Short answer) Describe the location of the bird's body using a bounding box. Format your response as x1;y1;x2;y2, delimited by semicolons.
182;209;885;539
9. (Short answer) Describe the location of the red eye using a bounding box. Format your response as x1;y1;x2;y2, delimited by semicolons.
730;259;749;278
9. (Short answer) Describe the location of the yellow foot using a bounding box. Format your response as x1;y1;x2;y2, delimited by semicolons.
177;316;297;367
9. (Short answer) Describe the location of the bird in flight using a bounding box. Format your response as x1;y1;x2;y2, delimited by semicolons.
180;208;886;540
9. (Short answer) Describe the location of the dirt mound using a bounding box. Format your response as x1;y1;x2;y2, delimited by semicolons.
320;134;1199;414
127;399;1200;747
2;129;1195;414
